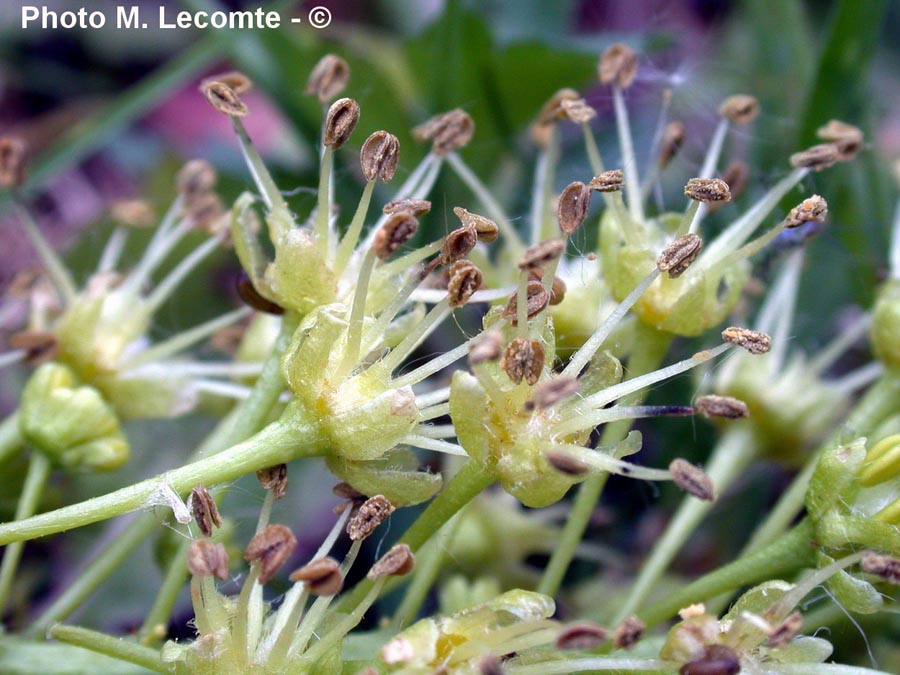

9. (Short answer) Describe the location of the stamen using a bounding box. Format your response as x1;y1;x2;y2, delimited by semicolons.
532;124;559;243
144;233;225;313
548;443;673;482
416;424;457;439
14;201;78;304
96;227;129;275
337;249;378;379
611;87;644;222
562;267;660;378
403;436;468;456
890;200;900;281
552;404;695;437
414;385;451;408
808;312;870;375
0;350;26;370
445;152;525;253
830;361;884;396
305;54;349;102
379;299;452;374
334;180;376;275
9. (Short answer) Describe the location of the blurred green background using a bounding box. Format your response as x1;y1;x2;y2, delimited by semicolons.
1;0;899;664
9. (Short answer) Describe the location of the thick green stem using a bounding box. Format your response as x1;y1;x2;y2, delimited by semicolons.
614;425;757;622
538;324;672;597
638;518;817;627
50;624;167;674
0;452;51;612
0;418;323;545
0;411;23;465
336;460;495;613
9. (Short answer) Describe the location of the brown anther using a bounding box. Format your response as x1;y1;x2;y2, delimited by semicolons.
289;556;344;595
558;181;592;235
373;212;419;259
256;464;288;500
447;260;483;308
187;540;229;580
323;97;360;150
861;550;900;584
502;281;551;325
360;131;400;183
176;159;217;195
659;122;686;168
589;169;625;193
368;543;415;579
695;395;749;420
518;239;566;271
477;655;505;675
789;143;840;171
333;482;366;500
767;612;803;648
185;192;225;232
560;98;597;124
816;119;863;160
785;195;828;228
236;274;284;315
657;234;703;278
0;137;27;188
347;495;395;541
383;198;432;217
722;326;772;354
684;178;731;203
546;450;591;476
537;88;582;125
679;644;741;675
440;226;478;265
412;109;475;155
9;330;59;366
556;622;609;650
305;54;350;102
718;94;759;124
453;207;499;243
670;459;716;501
202;71;253;96
708;161;748;211
613;616;645;650
469;330;503;366
545;274;567;305
244;524;297;584
201;81;248;118
526;376;580;410
500;337;545;385
110;199;155;228
190;484;222;537
599;43;638;89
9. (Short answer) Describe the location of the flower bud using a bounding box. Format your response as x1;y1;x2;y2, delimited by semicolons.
324;97;360;149
718;94;759;124
413;109;475;155
599;43;638;89
201;81;248;117
360;130;400;182
657;234;703;278
244;524;297;583
0;137;27;187
19;363;130;472
557;181;592;235
305;54;350;102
